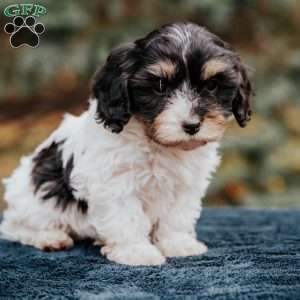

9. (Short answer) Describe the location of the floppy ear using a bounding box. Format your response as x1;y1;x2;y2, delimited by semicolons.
232;64;253;127
92;44;135;133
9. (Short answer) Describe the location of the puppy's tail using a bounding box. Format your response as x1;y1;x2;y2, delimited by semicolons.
0;220;19;242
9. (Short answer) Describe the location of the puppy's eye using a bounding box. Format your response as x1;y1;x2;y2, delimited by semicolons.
154;78;167;95
206;79;218;92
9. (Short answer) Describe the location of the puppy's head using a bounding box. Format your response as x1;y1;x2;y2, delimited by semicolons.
92;22;252;150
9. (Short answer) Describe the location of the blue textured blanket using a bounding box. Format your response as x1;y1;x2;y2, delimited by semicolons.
1;208;300;299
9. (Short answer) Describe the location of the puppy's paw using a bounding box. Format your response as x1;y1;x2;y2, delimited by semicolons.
35;230;74;251
156;234;207;257
101;242;166;266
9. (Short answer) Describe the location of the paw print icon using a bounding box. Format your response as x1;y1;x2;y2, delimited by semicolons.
4;16;45;48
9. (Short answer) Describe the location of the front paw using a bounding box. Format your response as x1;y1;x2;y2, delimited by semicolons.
101;242;166;266
156;234;208;257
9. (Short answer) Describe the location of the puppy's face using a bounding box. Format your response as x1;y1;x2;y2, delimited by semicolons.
93;23;252;150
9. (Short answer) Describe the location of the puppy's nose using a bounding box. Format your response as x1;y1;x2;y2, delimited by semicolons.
182;122;201;135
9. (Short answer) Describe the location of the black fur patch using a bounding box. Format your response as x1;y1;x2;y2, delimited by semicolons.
31;140;88;214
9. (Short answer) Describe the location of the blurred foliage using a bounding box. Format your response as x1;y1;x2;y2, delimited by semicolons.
0;0;300;210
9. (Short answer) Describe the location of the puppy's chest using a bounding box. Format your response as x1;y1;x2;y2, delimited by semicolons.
133;149;198;200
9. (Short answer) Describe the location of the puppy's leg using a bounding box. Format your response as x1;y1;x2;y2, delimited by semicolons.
90;196;165;266
152;191;207;258
0;220;74;251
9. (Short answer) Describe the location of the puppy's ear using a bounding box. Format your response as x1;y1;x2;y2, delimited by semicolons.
92;44;135;133
232;64;252;127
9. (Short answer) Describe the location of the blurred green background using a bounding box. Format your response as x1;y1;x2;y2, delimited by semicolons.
0;0;300;211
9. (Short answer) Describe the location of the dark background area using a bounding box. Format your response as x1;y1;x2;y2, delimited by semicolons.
0;0;300;210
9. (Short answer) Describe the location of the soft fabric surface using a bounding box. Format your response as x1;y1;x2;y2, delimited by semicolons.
1;208;300;300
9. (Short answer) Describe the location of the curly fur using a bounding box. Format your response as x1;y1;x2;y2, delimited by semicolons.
0;22;252;265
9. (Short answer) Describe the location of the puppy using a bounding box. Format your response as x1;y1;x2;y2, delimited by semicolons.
0;22;252;265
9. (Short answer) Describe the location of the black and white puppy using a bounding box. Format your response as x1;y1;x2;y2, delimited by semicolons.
0;22;252;265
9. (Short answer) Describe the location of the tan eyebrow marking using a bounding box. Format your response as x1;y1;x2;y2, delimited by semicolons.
202;59;228;80
147;60;177;78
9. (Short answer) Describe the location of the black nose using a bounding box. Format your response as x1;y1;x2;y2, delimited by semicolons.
182;122;201;135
